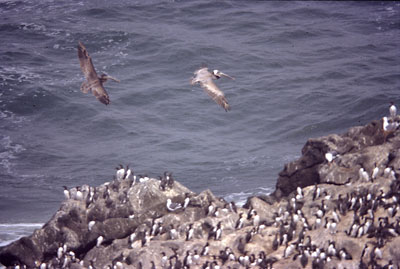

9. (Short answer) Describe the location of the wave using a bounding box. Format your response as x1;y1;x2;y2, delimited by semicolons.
224;186;273;207
0;223;43;247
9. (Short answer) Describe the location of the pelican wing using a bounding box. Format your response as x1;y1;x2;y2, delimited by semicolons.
200;80;230;112
77;42;99;82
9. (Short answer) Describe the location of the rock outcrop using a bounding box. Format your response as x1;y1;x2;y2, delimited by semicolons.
0;116;399;269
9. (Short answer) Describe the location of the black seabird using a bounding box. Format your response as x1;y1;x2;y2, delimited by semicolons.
235;213;245;229
183;193;191;209
166;172;174;188
229;201;237;213
183;250;193;268
201;242;209;256
186;223;194;241
158;175;167;191
169;224;178;240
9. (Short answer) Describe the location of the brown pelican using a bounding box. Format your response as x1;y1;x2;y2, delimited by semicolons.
77;41;119;105
191;67;234;112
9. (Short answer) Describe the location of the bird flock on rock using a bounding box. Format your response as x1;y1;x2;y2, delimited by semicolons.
24;139;399;269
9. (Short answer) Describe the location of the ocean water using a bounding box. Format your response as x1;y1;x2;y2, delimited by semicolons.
0;0;399;247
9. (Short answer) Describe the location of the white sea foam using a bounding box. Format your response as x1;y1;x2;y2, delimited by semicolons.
0;135;26;174
0;223;43;247
224;186;274;207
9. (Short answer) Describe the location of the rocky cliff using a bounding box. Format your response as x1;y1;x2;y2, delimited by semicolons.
0;116;399;269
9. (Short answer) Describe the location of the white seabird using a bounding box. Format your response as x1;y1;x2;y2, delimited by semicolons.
389;102;397;118
166;198;182;212
96;235;104;247
63;186;70;200
191;67;234;112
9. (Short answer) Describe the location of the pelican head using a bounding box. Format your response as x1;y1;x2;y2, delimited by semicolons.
100;73;120;83
213;70;235;80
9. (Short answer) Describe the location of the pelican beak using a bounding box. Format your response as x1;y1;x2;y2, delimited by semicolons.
105;75;120;83
219;72;235;80
190;77;198;85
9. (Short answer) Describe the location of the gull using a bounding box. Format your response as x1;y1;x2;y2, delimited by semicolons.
166;198;182;211
191;67;234;112
325;151;338;164
382;116;399;142
77;41;119;105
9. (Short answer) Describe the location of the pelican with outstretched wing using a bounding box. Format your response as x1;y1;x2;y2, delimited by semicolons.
191;67;234;112
77;41;119;105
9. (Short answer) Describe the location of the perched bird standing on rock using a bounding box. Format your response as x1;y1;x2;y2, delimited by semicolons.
235;213;245;229
124;166;132;180
96;235;104;247
159;175;167;191
186;223;194;241
183;250;193;268
252;210;260;227
63;186;70;200
382;116;399;142
201;242;210;256
88;220;95;231
372;165;379;180
325;151;338;164
166;172;174;188
169;224;178;240
115;165;125;180
296;187;304;200
359;168;370;182
229;201;237;213
160;252;168;268
193;250;200;265
57;244;64;260
313;184;321;201
206;202;215;216
283;243;295;258
389;102;397;118
183;193;191;209
166;199;182;212
75;186;83;201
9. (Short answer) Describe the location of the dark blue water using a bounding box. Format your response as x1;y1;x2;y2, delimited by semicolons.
0;0;399;246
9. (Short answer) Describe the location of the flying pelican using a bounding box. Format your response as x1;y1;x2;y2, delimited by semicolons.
77;41;119;105
191;67;234;112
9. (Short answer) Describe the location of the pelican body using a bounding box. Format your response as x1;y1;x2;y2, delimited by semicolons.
77;41;119;105
191;67;234;112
